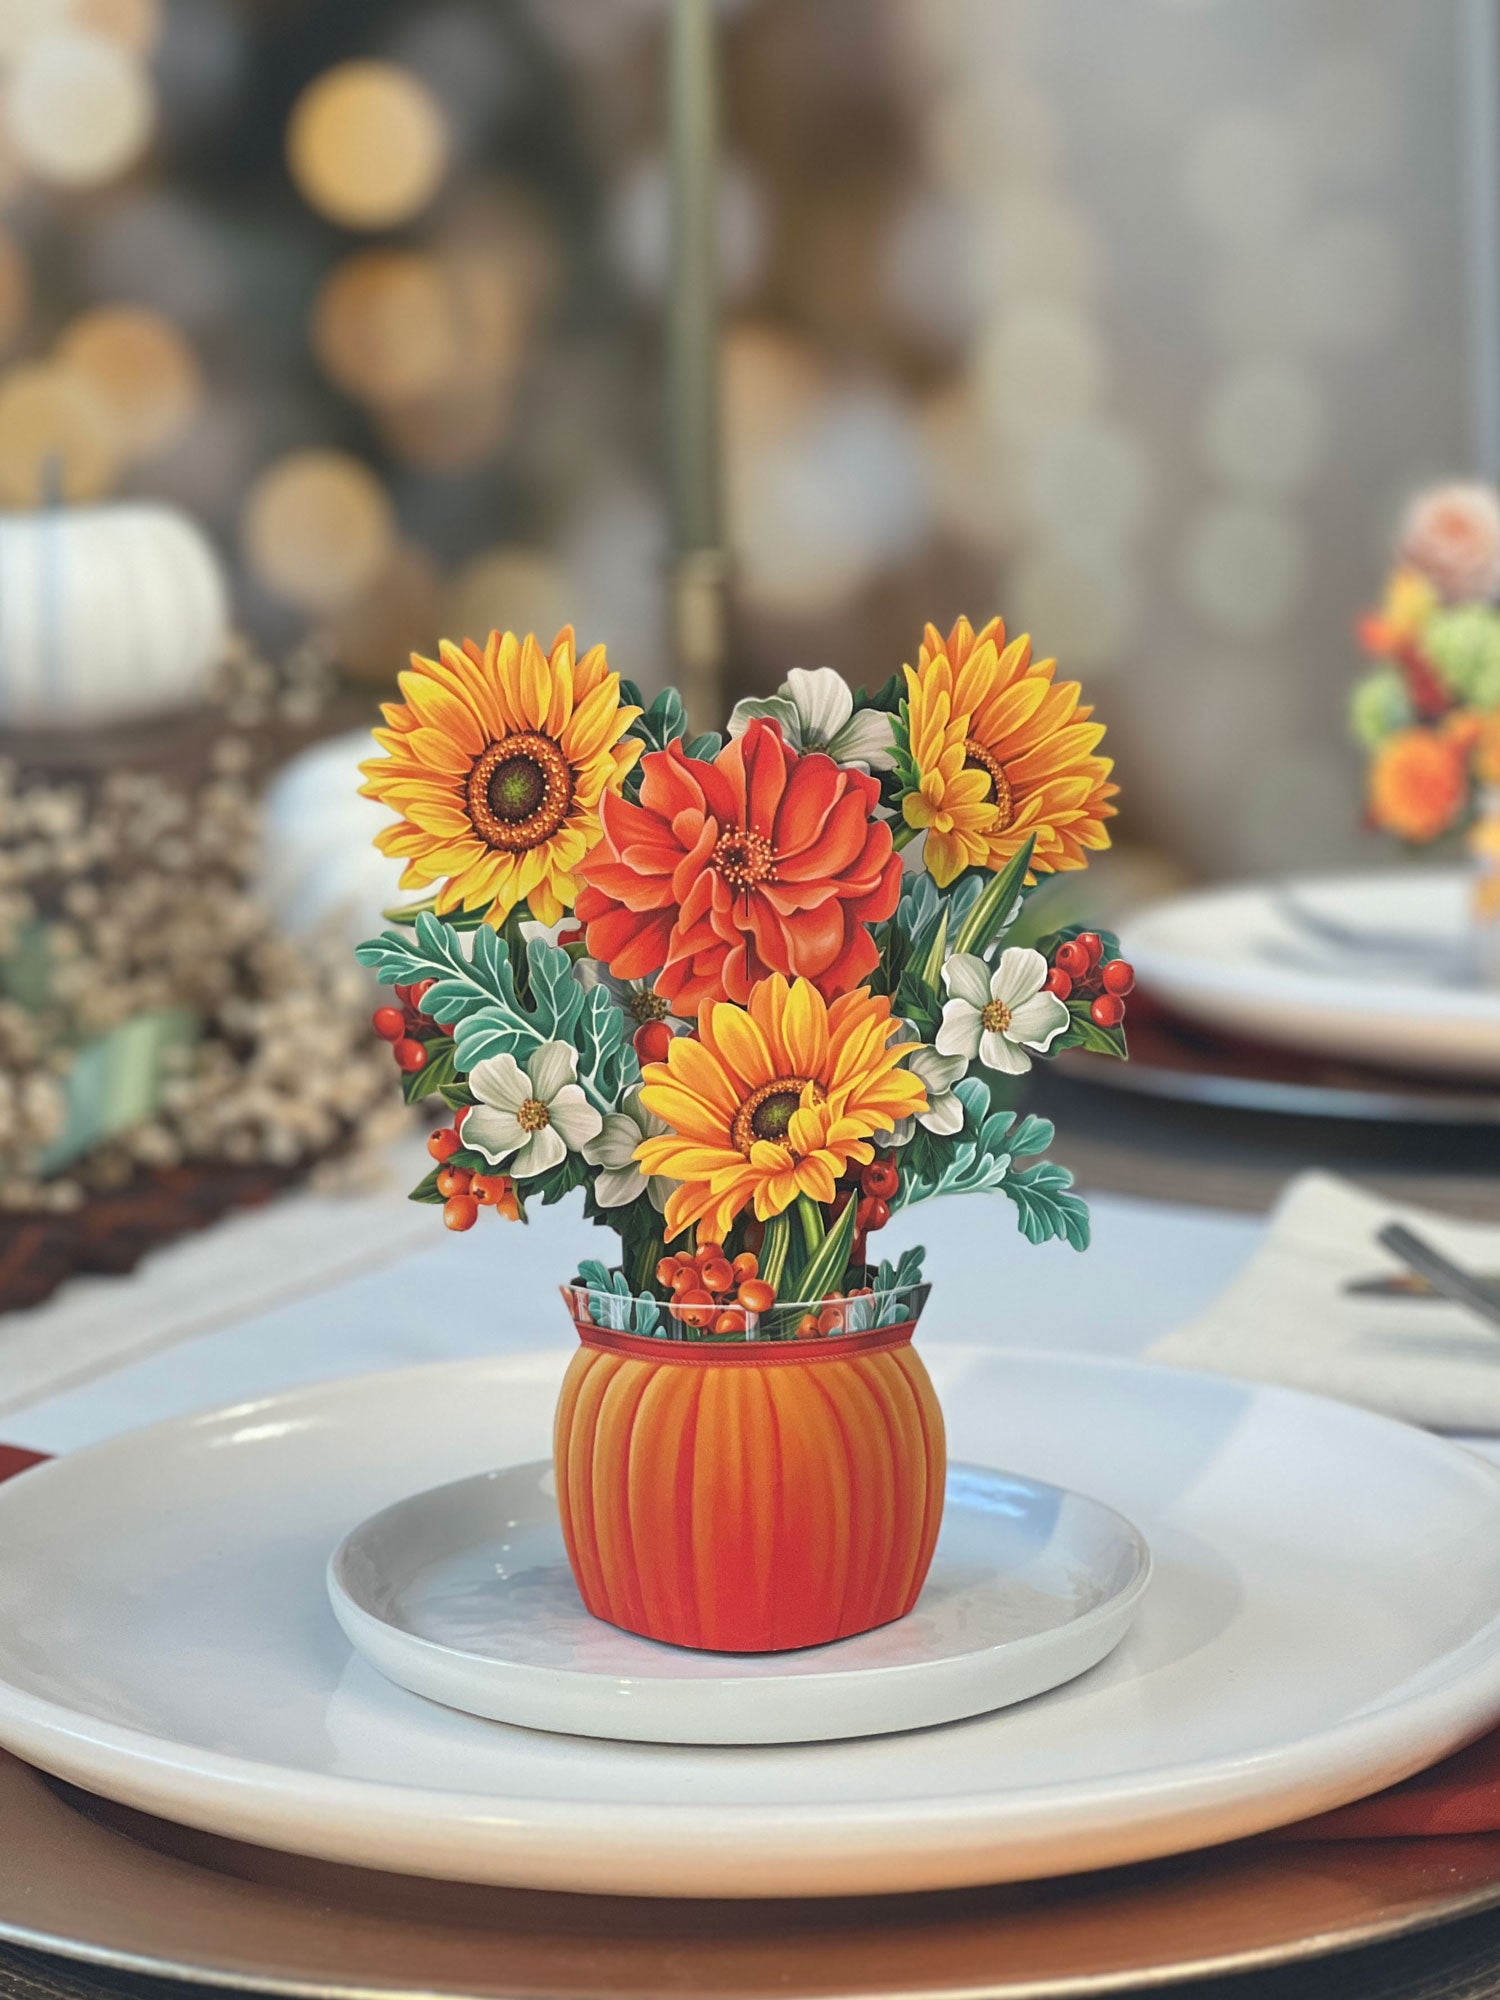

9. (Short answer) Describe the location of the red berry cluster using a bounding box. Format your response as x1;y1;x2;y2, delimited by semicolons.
853;1155;899;1237
371;980;454;1074
1042;931;1134;1029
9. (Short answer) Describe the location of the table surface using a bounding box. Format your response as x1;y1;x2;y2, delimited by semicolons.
3;1099;1500;1999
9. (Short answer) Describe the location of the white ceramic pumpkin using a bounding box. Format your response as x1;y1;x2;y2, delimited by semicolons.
0;501;229;728
259;729;408;950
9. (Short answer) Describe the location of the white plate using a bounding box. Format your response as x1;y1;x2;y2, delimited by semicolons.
4;1350;1500;1898
1126;869;1500;1076
327;1461;1151;1745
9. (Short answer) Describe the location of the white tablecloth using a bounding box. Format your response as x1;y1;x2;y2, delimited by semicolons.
1;1176;1261;1455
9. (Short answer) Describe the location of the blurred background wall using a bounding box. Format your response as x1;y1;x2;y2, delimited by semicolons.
0;0;1482;882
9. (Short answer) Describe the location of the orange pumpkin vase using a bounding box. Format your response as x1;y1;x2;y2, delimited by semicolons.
553;1306;946;1654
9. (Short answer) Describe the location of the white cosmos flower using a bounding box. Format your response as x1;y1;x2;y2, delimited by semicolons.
728;665;896;772
463;1040;603;1178
583;1084;672;1211
935;948;1070;1077
889;1045;968;1146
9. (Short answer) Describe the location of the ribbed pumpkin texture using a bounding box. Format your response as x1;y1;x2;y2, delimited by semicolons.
553;1329;946;1653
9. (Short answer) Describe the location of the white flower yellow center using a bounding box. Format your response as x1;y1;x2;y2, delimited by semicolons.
981;999;1013;1034
518;1096;551;1133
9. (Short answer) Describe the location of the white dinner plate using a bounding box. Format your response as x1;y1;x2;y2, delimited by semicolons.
327;1461;1151;1744
3;1349;1500;1898
1125;868;1500;1077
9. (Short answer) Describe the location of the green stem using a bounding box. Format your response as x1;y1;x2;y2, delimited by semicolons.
501;902;532;1004
795;1193;825;1263
891;820;920;852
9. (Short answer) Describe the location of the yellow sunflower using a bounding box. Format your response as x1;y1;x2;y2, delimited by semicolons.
900;615;1116;889
635;974;928;1244
360;627;641;929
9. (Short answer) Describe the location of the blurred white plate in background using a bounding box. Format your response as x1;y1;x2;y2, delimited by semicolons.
1125;870;1500;1078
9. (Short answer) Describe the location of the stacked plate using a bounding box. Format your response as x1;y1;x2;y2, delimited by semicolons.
3;1347;1500;1899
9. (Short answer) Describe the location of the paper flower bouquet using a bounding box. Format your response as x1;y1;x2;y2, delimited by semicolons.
355;617;1124;1651
1352;482;1500;847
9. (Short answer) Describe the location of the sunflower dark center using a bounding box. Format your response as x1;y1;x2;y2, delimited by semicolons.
964;738;1014;829
730;1076;825;1155
466;731;574;852
489;756;546;822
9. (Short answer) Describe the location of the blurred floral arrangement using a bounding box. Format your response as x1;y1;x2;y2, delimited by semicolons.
0;638;404;1222
355;618;1126;1337
1351;483;1500;845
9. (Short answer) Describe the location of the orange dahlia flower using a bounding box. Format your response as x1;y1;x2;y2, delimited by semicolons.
634;974;928;1243
901;616;1116;889
1367;723;1471;844
575;717;902;1016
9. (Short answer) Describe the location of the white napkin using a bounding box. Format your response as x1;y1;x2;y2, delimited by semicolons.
1150;1172;1500;1432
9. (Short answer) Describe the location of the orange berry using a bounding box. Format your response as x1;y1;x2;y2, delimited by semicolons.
442;1194;479;1232
731;1251;758;1282
736;1278;775;1313
695;1237;723;1260
435;1164;471;1198
672;1264;700;1294
453;1104;469;1131
427;1127;461;1162
469;1173;508;1205
674;1286;715;1328
700;1257;734;1295
817;1303;846;1336
655;1256;681;1289
393;1037;427;1073
713;1308;746;1335
796;1312;821;1339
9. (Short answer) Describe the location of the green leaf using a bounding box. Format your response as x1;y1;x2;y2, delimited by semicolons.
453;939;640;1114
916;908;949;995
791;1195;858;1303
1060;1000;1128;1060
1005;1160;1091;1250
524;1151;591;1208
439;1081;475;1110
951;836;1036;959
1006;1113;1055;1158
853;670;904;714
759;1211;792;1294
408;1166;445;1205
893;968;941;1043
401;1036;458;1104
355;912;520;1026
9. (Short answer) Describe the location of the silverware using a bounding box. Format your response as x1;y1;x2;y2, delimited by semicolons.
1375;1222;1500;1334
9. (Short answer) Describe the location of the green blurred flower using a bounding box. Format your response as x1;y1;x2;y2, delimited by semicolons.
1424;605;1500;707
1349;665;1414;749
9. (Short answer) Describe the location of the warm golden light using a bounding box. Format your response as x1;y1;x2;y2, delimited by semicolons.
72;0;163;54
5;29;154;186
325;540;441;683
58;305;201;458
241;448;395;613
0;361;121;503
286;61;447;230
